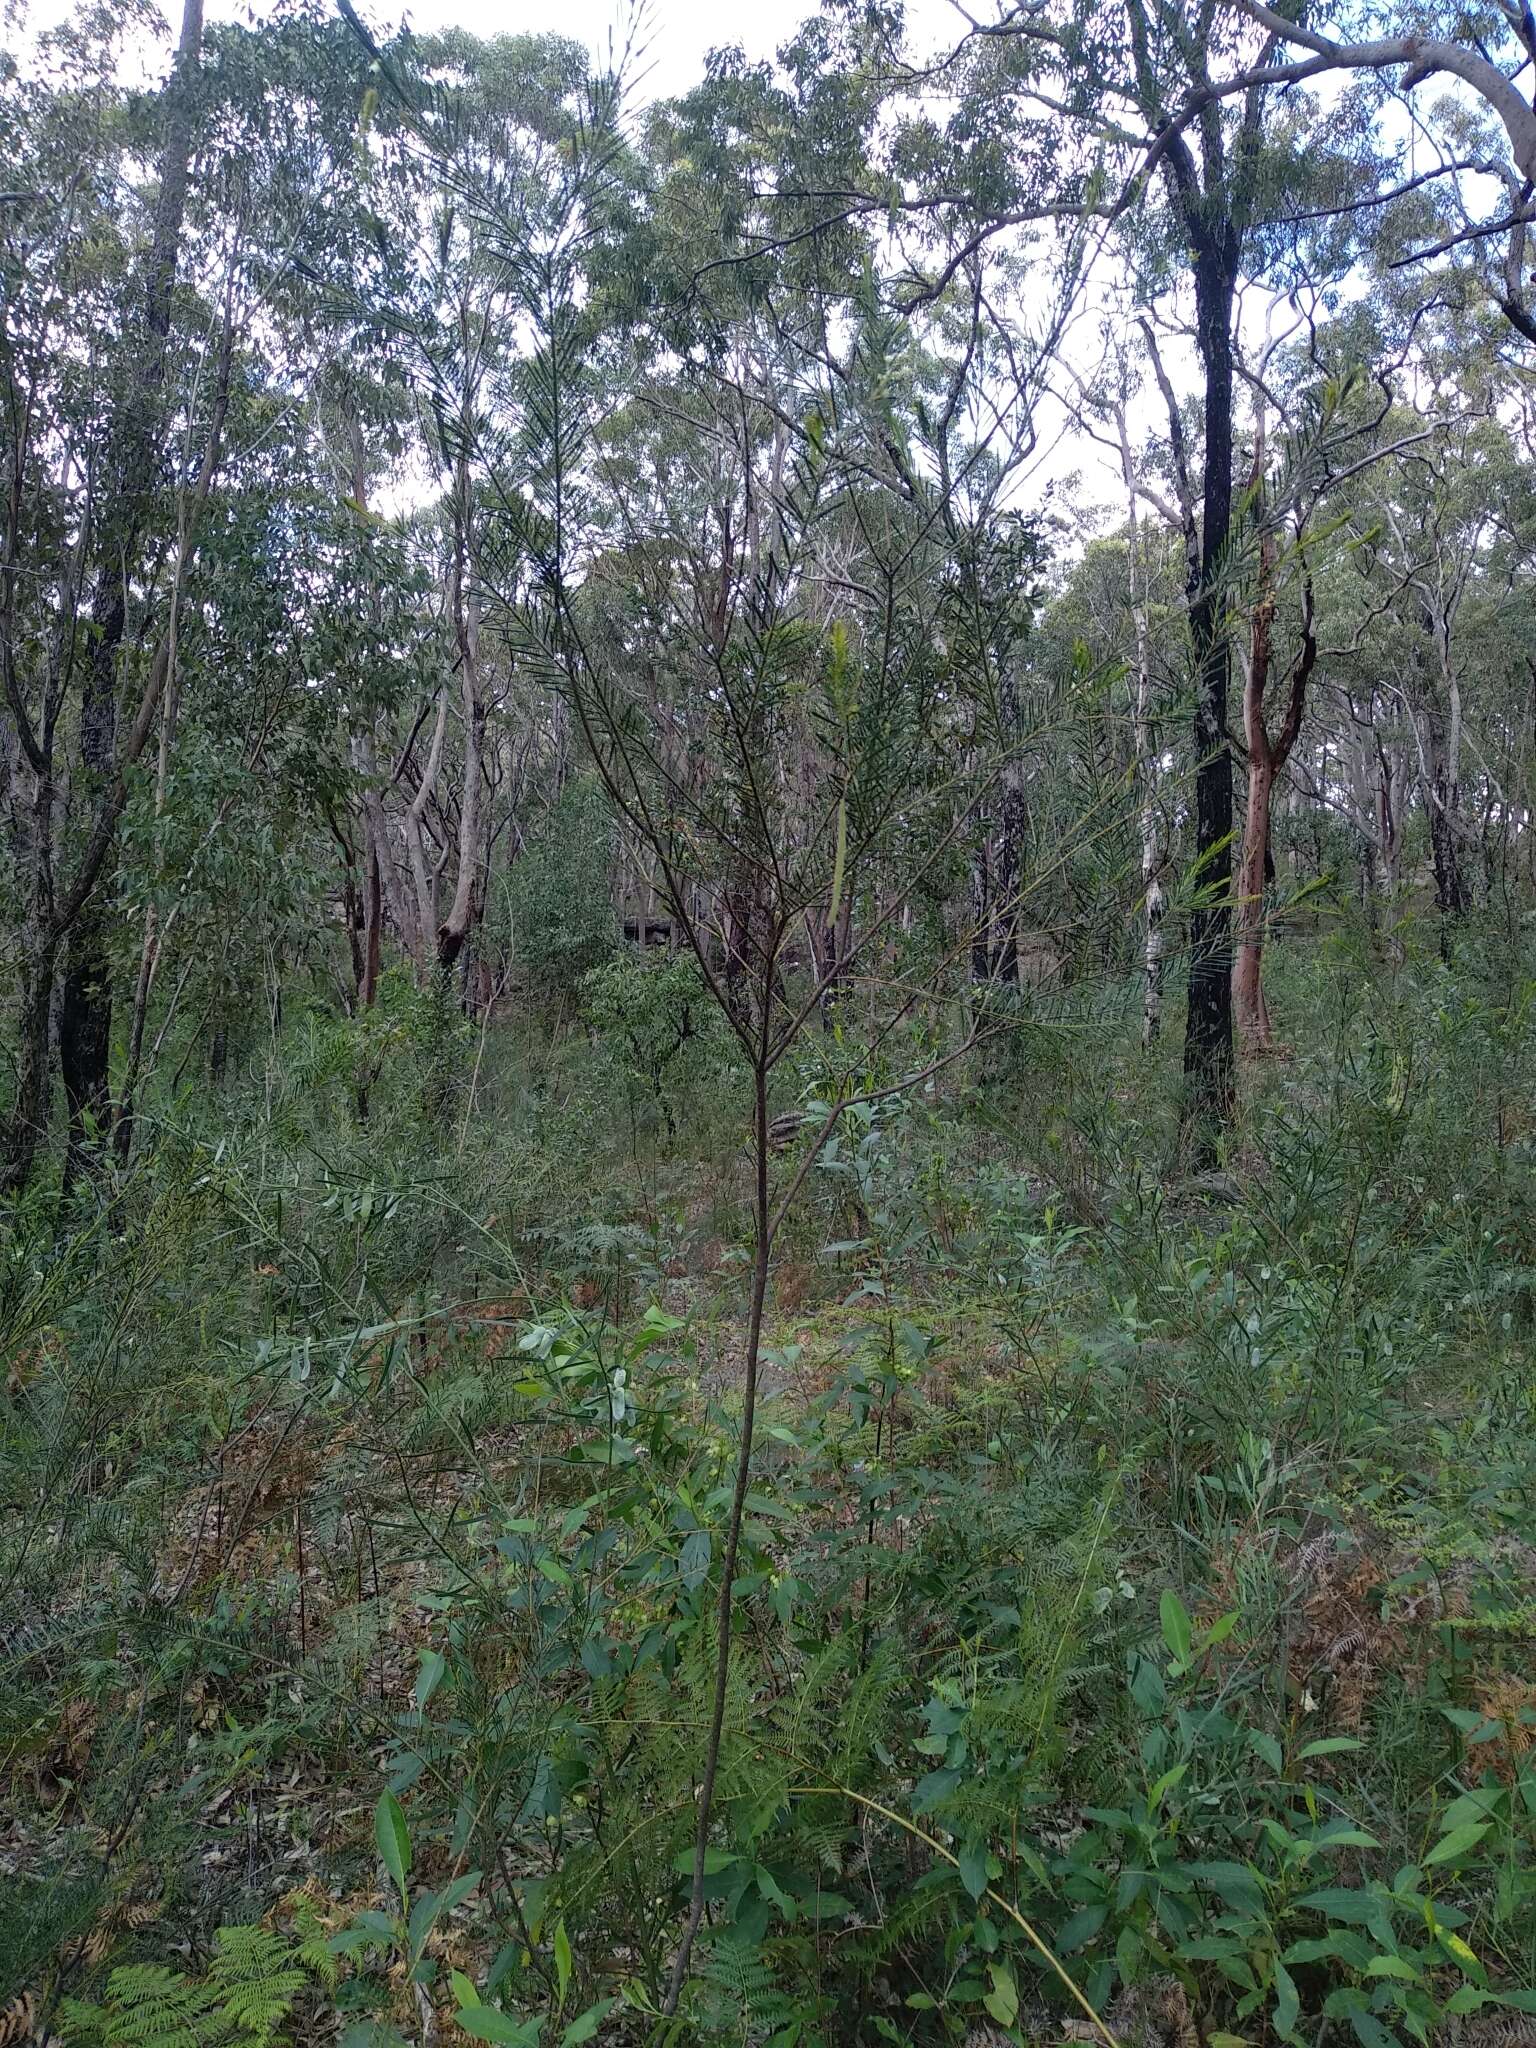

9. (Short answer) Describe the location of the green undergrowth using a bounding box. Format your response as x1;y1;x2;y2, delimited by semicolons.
3;936;1535;2045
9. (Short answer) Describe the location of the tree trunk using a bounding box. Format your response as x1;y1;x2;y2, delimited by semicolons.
1138;668;1167;1049
1426;706;1469;939
1;281;231;1194
405;687;448;978
804;899;850;1026
359;739;410;960
58;0;205;1186
59;708;118;1189
1380;783;1401;896
1232;458;1314;1051
969;820;995;981
113;925;159;1167
112;677;179;1165
1428;780;1468;918
1181;235;1239;1141
436;459;485;977
362;844;383;1006
1233;756;1272;1043
3;924;61;1198
993;665;1026;986
1115;396;1166;1048
1;743;60;1195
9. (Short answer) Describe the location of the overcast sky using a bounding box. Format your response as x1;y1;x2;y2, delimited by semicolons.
72;0;955;98
398;0;825;98
12;0;1201;528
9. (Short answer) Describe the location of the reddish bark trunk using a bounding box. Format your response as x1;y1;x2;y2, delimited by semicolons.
1233;756;1273;1045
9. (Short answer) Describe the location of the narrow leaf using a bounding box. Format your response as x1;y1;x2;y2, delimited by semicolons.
375;1791;410;1904
1160;1589;1193;1665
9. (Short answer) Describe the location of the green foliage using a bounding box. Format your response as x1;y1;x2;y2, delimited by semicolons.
504;777;619;995
6;928;1536;2046
580;950;737;1139
60;1923;330;2047
276;968;463;1135
8;8;1536;2047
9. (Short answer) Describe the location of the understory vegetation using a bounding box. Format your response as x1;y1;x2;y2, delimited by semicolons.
5;928;1536;2046
8;0;1536;2038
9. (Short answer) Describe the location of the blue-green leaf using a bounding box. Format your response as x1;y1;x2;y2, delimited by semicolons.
1160;1589;1193;1665
1273;1960;1300;2042
457;2010;541;2045
375;1791;410;1904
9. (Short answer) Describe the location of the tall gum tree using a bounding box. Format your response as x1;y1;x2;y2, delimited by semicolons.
0;0;234;1196
762;0;1386;1147
57;0;206;1187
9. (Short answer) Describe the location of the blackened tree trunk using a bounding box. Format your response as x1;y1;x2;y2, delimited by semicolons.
1126;0;1270;1155
1;733;62;1193
992;663;1026;985
969;828;994;981
363;845;383;1006
1181;231;1239;1140
58;647;120;1182
435;451;485;977
58;0;205;1186
0;307;230;1197
1426;603;1471;950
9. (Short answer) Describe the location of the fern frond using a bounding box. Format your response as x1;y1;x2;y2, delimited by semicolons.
699;1935;798;2036
59;1924;325;2048
60;1964;217;2048
207;1927;308;2045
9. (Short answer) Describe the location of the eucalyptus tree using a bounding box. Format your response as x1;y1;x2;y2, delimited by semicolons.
53;0;207;1188
1107;356;1186;1047
759;0;1385;1140
318;24;655;1024
1225;0;1536;346
1184;6;1536;952
111;412;434;1149
1310;400;1536;948
1221;331;1436;1045
0;0;226;1194
1033;485;1189;1033
1458;438;1536;908
0;0;394;1193
1096;8;1412;1128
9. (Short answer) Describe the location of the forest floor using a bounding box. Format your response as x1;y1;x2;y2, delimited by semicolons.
3;940;1536;2047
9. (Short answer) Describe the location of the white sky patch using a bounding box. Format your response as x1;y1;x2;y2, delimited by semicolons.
6;0;1476;554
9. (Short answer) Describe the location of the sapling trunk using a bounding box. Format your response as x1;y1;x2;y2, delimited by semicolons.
663;1053;772;2012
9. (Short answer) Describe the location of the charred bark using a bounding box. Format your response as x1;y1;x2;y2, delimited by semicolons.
1180;233;1239;1138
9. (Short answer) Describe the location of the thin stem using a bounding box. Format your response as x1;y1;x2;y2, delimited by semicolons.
662;1052;774;2014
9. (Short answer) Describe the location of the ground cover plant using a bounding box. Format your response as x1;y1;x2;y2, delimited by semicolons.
4;933;1535;2046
